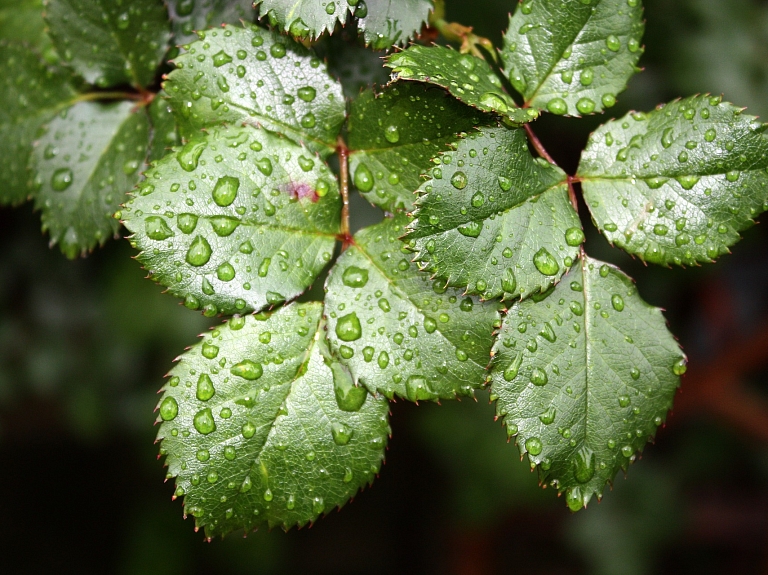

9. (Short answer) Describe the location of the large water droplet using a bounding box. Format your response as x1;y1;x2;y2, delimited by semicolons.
186;236;212;266
231;360;263;380
335;313;362;341
384;125;400;143
451;171;468;189
193;408;216;434
533;248;559;276
212;176;240;206
196;373;216;401
565;227;584;247
531;367;548;386
547;98;567;115
297;86;316;101
177;141;206;172
145;216;174;240
525;436;543;456
405;375;433;402
332;362;367;411
331;422;354;445
354;163;374;192
213;50;232;67
342;266;369;288
159;396;178;421
177;213;198;234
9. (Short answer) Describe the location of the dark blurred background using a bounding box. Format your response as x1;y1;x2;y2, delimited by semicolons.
2;0;768;573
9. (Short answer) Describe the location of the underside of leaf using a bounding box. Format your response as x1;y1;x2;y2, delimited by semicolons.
490;254;685;510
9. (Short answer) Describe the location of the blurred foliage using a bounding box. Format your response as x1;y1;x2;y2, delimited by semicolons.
2;0;768;573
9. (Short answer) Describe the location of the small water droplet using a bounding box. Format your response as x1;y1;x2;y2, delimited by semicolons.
51;168;73;191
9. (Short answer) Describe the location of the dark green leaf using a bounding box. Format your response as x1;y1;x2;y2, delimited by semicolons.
0;43;78;205
256;0;350;40
148;93;181;164
356;0;433;50
405;126;580;300
578;95;768;266
157;302;390;536
164;24;345;156
122;124;340;316
489;255;684;511
32;100;150;258
347;83;483;212
0;0;55;59
168;0;255;46
325;215;501;402
387;46;539;125
45;0;170;88
500;0;644;116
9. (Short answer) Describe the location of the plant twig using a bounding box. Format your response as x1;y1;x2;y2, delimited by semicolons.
524;124;557;165
337;136;352;248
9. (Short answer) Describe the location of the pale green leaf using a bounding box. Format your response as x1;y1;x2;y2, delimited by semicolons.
256;0;350;40
168;0;255;46
0;0;55;59
45;0;171;88
157;302;390;536
405;126;580;300
356;0;433;50
32;100;150;259
578;95;768;266
325;214;501;402
0;43;78;205
387;45;539;125
347;82;483;212
164;24;345;156
490;255;685;511
501;0;644;116
122;124;340;316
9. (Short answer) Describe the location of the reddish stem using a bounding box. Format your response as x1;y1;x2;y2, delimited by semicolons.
524;124;557;166
336;137;353;248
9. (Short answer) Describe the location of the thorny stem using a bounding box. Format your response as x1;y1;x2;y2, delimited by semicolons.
337;136;353;248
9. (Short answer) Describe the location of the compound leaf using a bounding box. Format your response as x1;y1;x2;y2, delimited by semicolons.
387;45;539;125
356;0;433;50
45;0;170;88
0;43;78;205
32;100;150;259
168;0;255;46
325;214;501;402
405;126;580;300
165;24;345;157
122;124;340;316
157;302;390;537
489;254;685;511
501;0;644;116
347;82;483;212
578;95;768;266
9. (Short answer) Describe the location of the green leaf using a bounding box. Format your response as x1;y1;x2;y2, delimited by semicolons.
165;24;345;156
148;94;181;164
356;0;433;50
0;43;78;205
0;0;55;58
45;0;170;89
256;0;432;49
347;83;483;212
405;126;580;300
256;0;349;40
578;95;768;266
168;0;255;46
386;46;539;125
325;215;501;402
32;100;151;259
157;302;390;536
122;124;340;316
489;255;685;511
500;0;644;116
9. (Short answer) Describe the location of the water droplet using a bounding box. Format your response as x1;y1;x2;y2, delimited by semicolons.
342;266;369;288
196;373;216;401
212;176;240;206
145;216;174;240
675;175;699;190
547;98;568;115
300;113;316;128
193;408;216;434
377;351;390;369
502;268;517;293
354;163;374;192
185;236;212;267
270;43;286;58
611;294;625;312
423;317;437;333
573;448;596;483
177;141;206;172
159;396;178;421
605;34;621;51
209;216;240;237
525;437;543;456
672;358;687;375
297;86;316;102
565;227;584;246
661;128;674;149
457;221;482;238
576;97;595;114
405;375;433;401
384;125;400;143
312;497;324;514
539;406;556;425
533;248;559;276
255;157;273;176
231;360;263;380
217;262;236;281
531;367;548;386
621;445;633;457
332;422;354;445
471;192;485;207
51;168;73;191
580;68;594;86
335;312;362;341
478;92;508;113
451;171;468;189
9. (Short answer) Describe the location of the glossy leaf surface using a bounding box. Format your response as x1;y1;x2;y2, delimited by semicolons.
168;0;255;45
356;0;433;50
490;255;684;510
347;83;482;212
0;44;77;205
165;24;345;156
387;46;539;125
256;0;350;40
157;302;390;536
32;100;150;259
501;0;644;116
122;124;340;316
45;0;170;88
406;126;580;300
325;215;500;402
578;95;768;265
